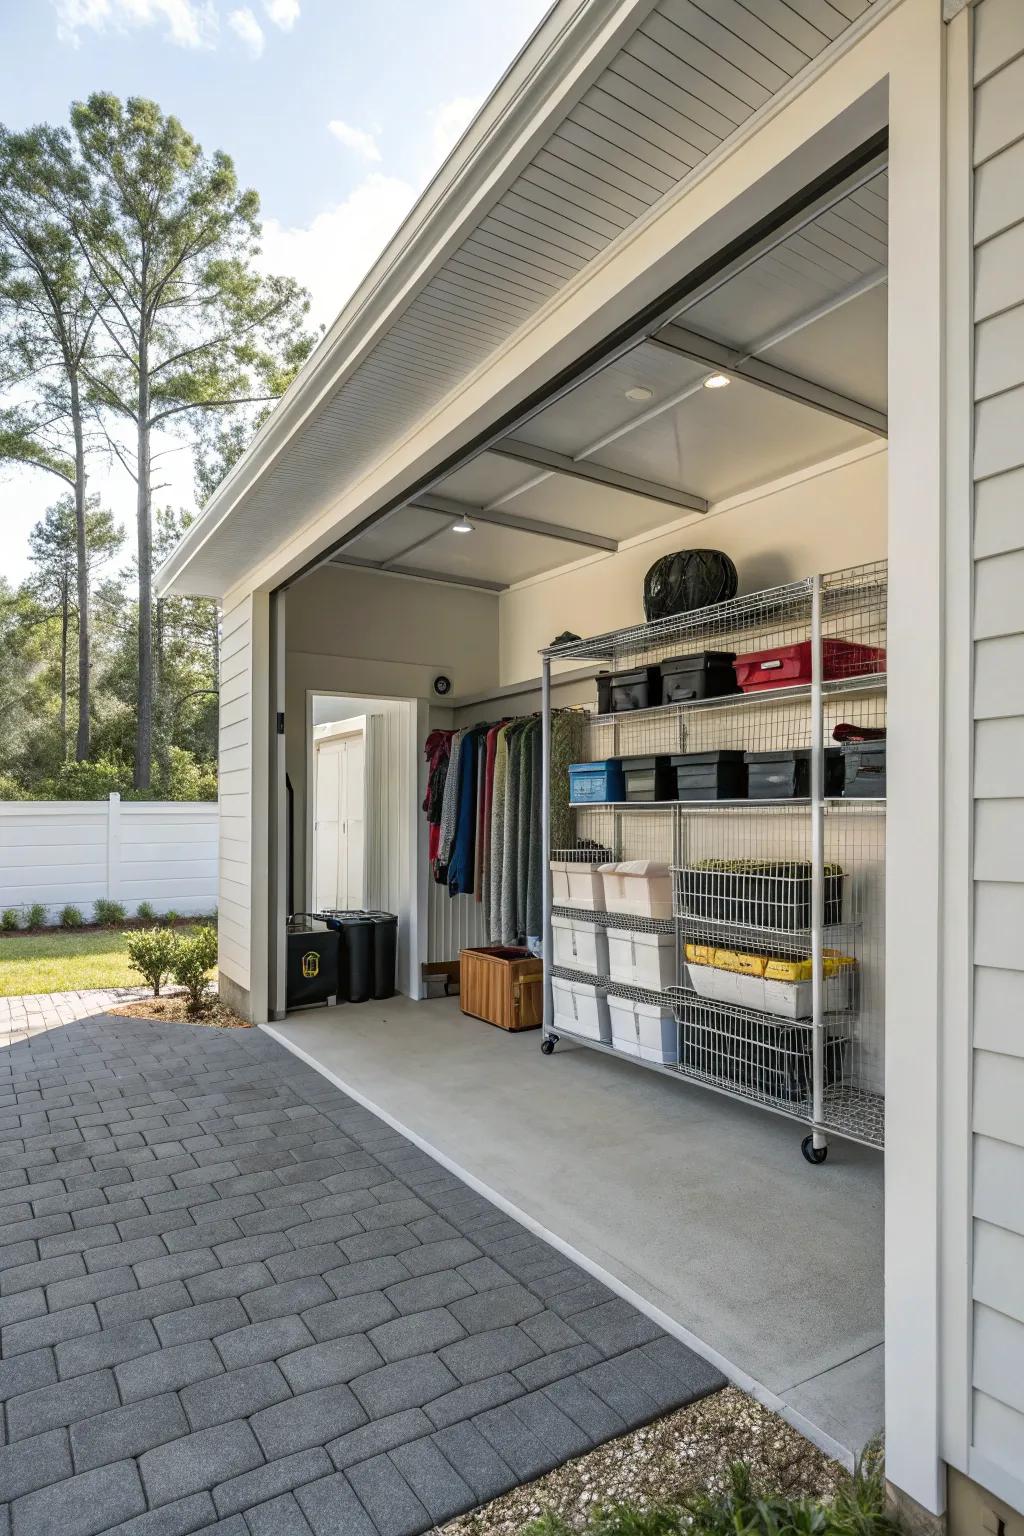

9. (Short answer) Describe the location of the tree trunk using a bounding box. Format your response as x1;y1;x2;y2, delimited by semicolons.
59;582;69;758
135;347;153;790
71;378;90;761
154;595;170;788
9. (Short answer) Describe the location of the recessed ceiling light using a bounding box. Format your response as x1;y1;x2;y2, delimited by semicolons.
451;516;474;534
625;386;654;402
703;373;731;390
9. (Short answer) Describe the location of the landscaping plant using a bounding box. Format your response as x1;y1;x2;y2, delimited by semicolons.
136;901;156;922
169;924;218;1019
93;899;127;925
126;927;178;997
24;904;47;930
520;1452;899;1536
59;904;84;928
1;909;19;932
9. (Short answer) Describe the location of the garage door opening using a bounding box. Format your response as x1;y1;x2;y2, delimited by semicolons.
266;145;888;1466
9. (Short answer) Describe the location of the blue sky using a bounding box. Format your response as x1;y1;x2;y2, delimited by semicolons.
0;0;551;580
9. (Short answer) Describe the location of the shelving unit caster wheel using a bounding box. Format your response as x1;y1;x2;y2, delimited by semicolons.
541;1035;557;1055
801;1134;828;1165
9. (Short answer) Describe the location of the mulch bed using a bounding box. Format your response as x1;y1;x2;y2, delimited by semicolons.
107;995;251;1028
441;1387;846;1536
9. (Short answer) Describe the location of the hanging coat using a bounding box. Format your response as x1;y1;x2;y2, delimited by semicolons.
481;723;501;932
525;719;544;943
435;727;467;878
489;724;511;942
515;720;537;943
448;729;480;896
501;723;526;943
551;710;587;854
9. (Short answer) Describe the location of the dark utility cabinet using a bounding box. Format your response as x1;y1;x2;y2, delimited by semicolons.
745;748;843;799
660;651;738;703
596;666;661;713
671;750;747;801
621;755;675;801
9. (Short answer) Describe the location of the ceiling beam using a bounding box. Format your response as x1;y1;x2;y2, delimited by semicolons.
650;322;888;437
412;492;618;551
331;553;507;592
486;439;707;513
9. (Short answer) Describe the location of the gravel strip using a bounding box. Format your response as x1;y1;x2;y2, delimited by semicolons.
441;1386;846;1536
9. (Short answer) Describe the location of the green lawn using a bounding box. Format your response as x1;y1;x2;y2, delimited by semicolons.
0;929;142;996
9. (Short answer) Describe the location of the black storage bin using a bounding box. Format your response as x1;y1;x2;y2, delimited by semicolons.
320;911;374;1003
286;924;339;1009
744;748;843;800
670;750;747;801
596;666;661;714
842;739;886;797
678;862;747;924
660;651;739;704
620;755;675;801
363;911;398;999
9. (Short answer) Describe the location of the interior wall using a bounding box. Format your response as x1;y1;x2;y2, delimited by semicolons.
497;448;888;685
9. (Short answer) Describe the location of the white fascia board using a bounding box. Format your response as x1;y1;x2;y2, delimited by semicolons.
156;0;660;598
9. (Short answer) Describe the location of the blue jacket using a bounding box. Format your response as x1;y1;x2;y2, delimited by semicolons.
447;729;480;896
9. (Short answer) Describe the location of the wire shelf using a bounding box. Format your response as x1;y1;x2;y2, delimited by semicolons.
551;965;670;1007
551;905;674;935
543;559;888;1155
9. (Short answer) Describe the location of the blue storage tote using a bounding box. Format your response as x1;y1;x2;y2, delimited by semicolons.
569;760;624;804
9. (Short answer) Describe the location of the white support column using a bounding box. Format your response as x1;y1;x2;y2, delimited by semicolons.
107;792;122;906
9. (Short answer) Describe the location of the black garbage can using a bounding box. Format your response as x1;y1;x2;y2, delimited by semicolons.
363;911;398;999
286;923;339;1009
319;912;375;1003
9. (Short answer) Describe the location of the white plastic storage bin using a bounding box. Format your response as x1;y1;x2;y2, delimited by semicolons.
609;997;679;1063
552;913;610;975
550;860;606;911
599;860;673;919
606;929;677;991
552;976;611;1042
685;962;854;1020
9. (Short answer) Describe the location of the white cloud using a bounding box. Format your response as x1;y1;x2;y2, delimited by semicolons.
228;5;264;55
53;0;218;48
263;0;298;28
327;119;382;164
428;95;482;168
259;174;416;331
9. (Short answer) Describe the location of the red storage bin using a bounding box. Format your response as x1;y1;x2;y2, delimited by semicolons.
733;639;886;692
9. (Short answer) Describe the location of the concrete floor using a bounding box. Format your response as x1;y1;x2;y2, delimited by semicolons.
268;995;885;1463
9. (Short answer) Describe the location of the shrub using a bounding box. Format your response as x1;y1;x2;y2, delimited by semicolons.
59;904;84;928
24;903;47;930
126;927;178;996
93;899;127;926
164;909;180;925
136;900;157;922
169;925;219;1018
1;908;20;932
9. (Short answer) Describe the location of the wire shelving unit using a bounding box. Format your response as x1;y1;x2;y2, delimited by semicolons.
538;560;887;1162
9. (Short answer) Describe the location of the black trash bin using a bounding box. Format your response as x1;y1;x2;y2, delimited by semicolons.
285;923;339;1010
363;911;398;1000
318;912;373;1003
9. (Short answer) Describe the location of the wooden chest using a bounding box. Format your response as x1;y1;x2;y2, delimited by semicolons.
459;946;543;1032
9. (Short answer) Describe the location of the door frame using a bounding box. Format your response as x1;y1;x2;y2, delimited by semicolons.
309;715;367;915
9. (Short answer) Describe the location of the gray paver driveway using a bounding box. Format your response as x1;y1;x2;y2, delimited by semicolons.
0;1016;724;1536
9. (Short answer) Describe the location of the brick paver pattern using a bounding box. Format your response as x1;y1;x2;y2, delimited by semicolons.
0;1016;724;1536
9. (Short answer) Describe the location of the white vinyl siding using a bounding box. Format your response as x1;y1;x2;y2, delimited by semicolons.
970;0;1024;1500
218;595;255;995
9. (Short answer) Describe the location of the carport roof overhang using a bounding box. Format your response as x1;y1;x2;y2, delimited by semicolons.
157;0;891;602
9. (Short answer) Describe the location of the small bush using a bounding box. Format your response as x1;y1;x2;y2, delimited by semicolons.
126;927;178;997
1;909;20;932
59;904;84;929
164;909;180;925
169;925;219;1019
136;900;157;922
24;903;47;930
93;899;127;926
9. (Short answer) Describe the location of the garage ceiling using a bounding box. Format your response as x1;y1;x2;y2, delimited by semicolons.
333;165;888;592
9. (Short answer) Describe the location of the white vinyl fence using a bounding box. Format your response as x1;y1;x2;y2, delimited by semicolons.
0;795;218;923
